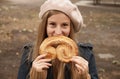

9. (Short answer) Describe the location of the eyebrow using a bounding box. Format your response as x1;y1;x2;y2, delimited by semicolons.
47;20;56;23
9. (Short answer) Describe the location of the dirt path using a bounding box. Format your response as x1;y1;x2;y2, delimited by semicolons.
0;0;120;79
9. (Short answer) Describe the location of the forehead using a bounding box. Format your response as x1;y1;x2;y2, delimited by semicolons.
48;13;70;22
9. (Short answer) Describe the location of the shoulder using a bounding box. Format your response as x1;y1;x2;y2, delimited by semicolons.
21;42;34;55
77;43;94;61
21;42;34;58
22;42;34;50
20;42;34;64
78;43;93;50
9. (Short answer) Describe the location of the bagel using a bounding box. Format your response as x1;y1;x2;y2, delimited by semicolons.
39;36;78;62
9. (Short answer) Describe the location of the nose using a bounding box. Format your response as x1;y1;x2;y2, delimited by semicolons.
55;26;62;36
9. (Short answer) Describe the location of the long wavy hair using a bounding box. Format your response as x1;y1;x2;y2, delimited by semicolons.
30;10;81;79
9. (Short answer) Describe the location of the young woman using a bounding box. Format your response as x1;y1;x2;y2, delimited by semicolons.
17;0;98;79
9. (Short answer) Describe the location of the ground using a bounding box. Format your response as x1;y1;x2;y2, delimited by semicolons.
0;0;120;79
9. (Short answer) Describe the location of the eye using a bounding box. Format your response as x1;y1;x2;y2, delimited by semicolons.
62;23;69;28
62;23;68;26
48;22;56;28
49;22;56;26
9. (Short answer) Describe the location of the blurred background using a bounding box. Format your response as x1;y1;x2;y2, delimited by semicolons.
0;0;120;79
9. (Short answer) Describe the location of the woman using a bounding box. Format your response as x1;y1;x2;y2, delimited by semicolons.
17;0;98;79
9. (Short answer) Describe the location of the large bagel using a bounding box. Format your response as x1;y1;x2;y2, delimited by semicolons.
39;36;78;62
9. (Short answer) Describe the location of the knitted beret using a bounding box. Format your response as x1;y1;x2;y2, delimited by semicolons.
39;0;83;32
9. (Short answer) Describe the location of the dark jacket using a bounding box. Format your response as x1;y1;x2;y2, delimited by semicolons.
17;43;99;79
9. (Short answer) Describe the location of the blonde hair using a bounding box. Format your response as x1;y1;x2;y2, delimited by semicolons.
30;10;81;79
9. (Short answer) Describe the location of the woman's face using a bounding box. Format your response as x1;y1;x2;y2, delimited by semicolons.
47;13;71;37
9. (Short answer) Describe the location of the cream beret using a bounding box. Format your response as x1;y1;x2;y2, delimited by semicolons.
39;0;83;32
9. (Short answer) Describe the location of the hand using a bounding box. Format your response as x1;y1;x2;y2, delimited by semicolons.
71;56;90;79
32;54;52;72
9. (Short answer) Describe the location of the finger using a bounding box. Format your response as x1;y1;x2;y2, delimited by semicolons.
71;56;88;64
36;59;52;63
75;64;84;73
34;63;52;72
36;65;49;72
75;64;82;74
75;63;90;78
71;56;88;66
75;63;89;75
40;63;52;69
34;54;47;62
37;62;52;67
71;56;87;62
